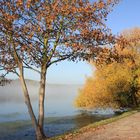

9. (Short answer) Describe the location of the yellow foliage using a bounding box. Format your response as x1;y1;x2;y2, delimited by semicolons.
75;62;133;108
75;28;140;109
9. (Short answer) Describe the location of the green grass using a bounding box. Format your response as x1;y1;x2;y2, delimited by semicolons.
49;108;140;140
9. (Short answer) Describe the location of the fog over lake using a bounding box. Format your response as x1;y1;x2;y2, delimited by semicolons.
0;80;115;139
0;80;83;121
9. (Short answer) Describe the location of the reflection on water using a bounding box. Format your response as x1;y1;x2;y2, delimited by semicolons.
0;80;115;140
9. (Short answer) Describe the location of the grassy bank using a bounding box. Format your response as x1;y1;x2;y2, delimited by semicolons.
49;108;140;140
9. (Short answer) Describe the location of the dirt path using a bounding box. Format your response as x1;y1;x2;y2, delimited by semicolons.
72;112;140;140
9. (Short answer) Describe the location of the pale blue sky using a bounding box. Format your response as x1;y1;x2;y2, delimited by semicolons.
106;0;140;34
6;0;140;84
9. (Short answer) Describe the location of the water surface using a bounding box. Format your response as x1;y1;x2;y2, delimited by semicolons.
0;80;115;139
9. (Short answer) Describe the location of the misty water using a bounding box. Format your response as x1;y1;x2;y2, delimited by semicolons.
0;80;115;140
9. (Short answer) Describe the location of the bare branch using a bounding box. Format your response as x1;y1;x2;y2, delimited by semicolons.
23;63;41;74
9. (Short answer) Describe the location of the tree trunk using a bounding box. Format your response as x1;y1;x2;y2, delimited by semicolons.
19;66;45;140
133;92;138;107
38;66;47;137
131;86;138;107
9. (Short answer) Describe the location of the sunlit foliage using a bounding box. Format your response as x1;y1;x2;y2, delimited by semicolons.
75;62;134;108
75;28;140;109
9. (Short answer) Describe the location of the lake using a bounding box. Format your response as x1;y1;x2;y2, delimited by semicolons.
0;80;115;140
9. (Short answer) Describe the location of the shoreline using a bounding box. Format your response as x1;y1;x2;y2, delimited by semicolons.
0;113;115;140
0;108;139;140
49;108;139;140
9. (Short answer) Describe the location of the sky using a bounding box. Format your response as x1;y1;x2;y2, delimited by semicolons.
6;0;140;84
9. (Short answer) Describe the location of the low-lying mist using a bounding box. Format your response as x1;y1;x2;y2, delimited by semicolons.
0;79;81;103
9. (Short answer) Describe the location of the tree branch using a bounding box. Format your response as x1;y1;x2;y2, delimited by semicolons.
48;53;73;67
22;60;40;74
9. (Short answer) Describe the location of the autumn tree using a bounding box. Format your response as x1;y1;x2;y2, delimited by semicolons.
75;62;139;108
105;28;140;106
0;0;119;139
119;28;140;107
75;27;140;109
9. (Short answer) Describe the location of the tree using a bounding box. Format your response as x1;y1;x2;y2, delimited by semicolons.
75;28;140;109
108;28;140;107
75;62;138;108
0;0;118;139
0;75;10;86
119;28;140;107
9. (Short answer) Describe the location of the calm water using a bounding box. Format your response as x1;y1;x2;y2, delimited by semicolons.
0;80;115;140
